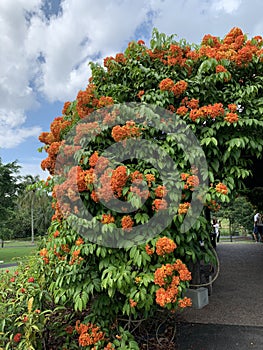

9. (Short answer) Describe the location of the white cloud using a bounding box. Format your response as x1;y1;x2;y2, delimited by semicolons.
0;125;41;148
212;0;242;14
18;161;48;180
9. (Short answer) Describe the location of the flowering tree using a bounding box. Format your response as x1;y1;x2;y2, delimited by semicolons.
1;27;263;349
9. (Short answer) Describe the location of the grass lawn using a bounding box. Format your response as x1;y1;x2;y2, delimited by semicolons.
0;246;36;265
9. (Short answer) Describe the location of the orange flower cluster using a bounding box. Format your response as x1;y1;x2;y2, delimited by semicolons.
115;53;126;64
180;97;200;110
76;166;88;192
89;151;99;166
75;320;105;347
39;117;72;147
155;185;168;198
154;260;191;308
152;199;168;211
62;101;71;115
69;249;83;265
215;64;227;73
137;90;144;99
159;78;188;97
155;236;177;256
176;106;188;116
111;165;128;197
228;103;237;112
130;185;149;200
74;122;101;145
215;182;228;194
172;80;188;97
167;44;187;66
104;52;127;69
121;215;134;231
145;174;155;186
129;298;137;307
130;171;144;185
189;102;225;121
39;114;74;174
96;168;113;202
39;248;49;264
91;190;99;203
181;173;189;181
159;78;174;91
147;43;191;67
145;244;154;255
178;202;191;215
185;175;200;190
111;121;141;142
76;237;84;246
97;96;114;108
189;27;263;66
178;297;192;308
101;214;115;224
224;112;239;123
85;168;95;185
76;84;113;118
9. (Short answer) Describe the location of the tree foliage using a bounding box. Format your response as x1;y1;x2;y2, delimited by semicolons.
2;27;263;349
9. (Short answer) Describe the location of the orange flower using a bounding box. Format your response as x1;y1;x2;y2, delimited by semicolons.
121;215;134;231
176;106;188;116
89;151;99;167
216;65;227;73
145;174;155;186
186;175;199;189
145;244;154;255
53;230;60;238
101;214;115;224
111;165;128;197
39;248;48;257
215;182;228;194
156;237;177;256
76;237;84;246
152;199;168;211
159;78;174;91
171;80;188;97
137;90;145;99
224;112;238;123
178;202;191;215
228;104;237;112
181;173;189;181
129;298;137;307
178;297;192;308
187;98;199;109
155;185;167;198
91;190;99;203
111;121;141;142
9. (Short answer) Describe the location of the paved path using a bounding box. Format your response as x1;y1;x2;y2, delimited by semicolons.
177;242;263;349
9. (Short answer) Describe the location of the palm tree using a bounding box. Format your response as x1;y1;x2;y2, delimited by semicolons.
18;175;52;243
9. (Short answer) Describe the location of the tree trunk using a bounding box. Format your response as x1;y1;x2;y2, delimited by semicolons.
31;200;34;244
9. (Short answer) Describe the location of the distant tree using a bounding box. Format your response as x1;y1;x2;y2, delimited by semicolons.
16;175;52;242
0;158;21;247
216;195;254;235
244;187;263;212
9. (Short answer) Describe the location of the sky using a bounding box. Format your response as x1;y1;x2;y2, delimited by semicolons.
1;0;263;179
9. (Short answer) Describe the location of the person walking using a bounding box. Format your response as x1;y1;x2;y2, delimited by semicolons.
212;218;220;243
253;212;260;242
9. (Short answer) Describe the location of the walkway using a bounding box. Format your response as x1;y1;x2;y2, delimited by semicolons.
176;241;263;349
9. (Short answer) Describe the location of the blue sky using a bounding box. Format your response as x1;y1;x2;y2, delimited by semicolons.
1;0;263;179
